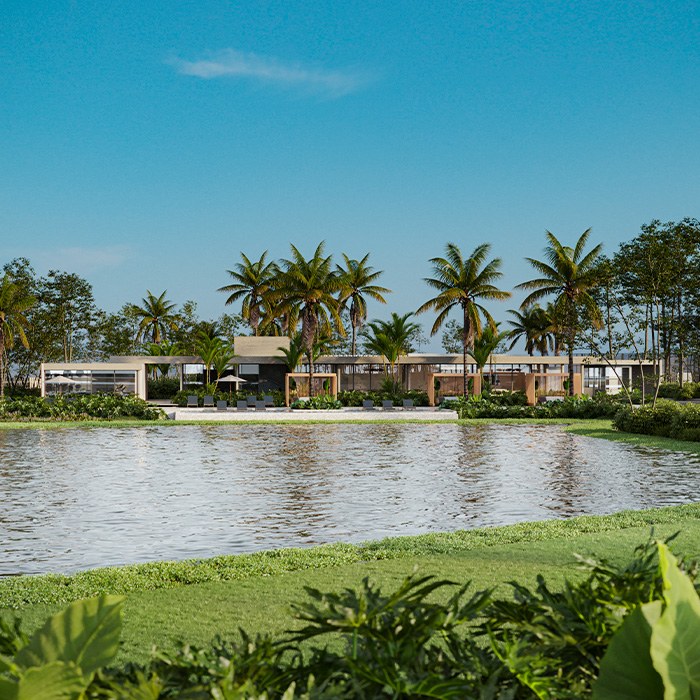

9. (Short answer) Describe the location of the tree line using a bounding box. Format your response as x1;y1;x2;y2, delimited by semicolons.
1;218;699;398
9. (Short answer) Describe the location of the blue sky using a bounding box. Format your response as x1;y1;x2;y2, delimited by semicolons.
2;0;699;349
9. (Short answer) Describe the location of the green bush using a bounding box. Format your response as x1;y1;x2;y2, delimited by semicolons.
0;395;166;421
457;394;623;420
613;399;682;437
655;381;700;400
669;403;700;442
291;395;342;410
1;537;693;698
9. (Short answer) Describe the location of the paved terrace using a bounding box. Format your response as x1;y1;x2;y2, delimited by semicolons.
167;407;457;421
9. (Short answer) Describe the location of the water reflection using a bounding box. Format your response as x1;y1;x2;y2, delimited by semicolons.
1;424;699;575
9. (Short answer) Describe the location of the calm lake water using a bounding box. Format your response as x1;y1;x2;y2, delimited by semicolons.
1;423;698;575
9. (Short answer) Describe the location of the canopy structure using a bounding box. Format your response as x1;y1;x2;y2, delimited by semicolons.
285;373;338;407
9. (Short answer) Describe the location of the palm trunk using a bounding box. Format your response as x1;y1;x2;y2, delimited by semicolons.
0;334;5;400
568;347;574;397
307;348;315;397
462;304;469;396
351;323;356;391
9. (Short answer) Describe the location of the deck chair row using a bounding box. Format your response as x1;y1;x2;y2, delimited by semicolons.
186;395;275;410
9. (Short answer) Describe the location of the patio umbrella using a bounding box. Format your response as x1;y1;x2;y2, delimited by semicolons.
215;375;247;401
44;375;81;395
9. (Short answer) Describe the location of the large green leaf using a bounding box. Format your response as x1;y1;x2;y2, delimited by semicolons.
14;595;123;677
650;545;700;700
0;661;86;700
592;602;664;700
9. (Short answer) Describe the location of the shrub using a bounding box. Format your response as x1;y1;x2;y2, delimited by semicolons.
613;399;681;437
291;395;342;410
0;395;166;421
457;394;623;420
669;402;700;442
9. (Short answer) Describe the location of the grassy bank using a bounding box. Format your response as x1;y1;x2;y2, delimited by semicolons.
565;419;700;454
3;502;699;609
3;510;700;665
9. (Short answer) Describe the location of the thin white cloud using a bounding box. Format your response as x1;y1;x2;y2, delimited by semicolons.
31;245;131;275
174;49;367;97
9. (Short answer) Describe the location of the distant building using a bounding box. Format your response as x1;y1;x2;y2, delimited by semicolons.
40;337;657;400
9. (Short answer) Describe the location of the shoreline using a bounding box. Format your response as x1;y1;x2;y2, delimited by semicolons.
3;501;699;608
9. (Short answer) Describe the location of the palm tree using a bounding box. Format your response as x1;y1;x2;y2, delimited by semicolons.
470;324;509;389
218;252;277;336
258;291;301;337
274;242;343;397
195;332;236;389
506;305;552;356
516;229;603;396
417;242;511;396
0;274;35;399
542;302;564;356
336;254;390;356
362;312;419;389
278;333;305;373
134;290;178;344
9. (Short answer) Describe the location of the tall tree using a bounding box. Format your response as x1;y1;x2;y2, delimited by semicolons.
0;274;35;398
1;258;43;388
218;252;277;336
516;229;603;396
418;242;511;396
42;271;98;362
134;290;178;344
274;242;343;397
336;253;390;357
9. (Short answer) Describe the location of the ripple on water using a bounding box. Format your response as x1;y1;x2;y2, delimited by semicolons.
0;423;698;575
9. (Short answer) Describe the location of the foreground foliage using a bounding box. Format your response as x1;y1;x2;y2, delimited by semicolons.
0;395;166;421
1;538;698;698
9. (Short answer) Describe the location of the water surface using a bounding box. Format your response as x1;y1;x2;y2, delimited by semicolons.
1;423;697;575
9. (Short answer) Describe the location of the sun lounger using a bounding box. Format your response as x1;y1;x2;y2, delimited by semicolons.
187;395;198;408
402;399;415;410
203;395;215;408
382;400;394;410
216;400;227;411
362;400;375;410
264;394;274;407
255;400;266;411
247;395;257;407
236;400;247;410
